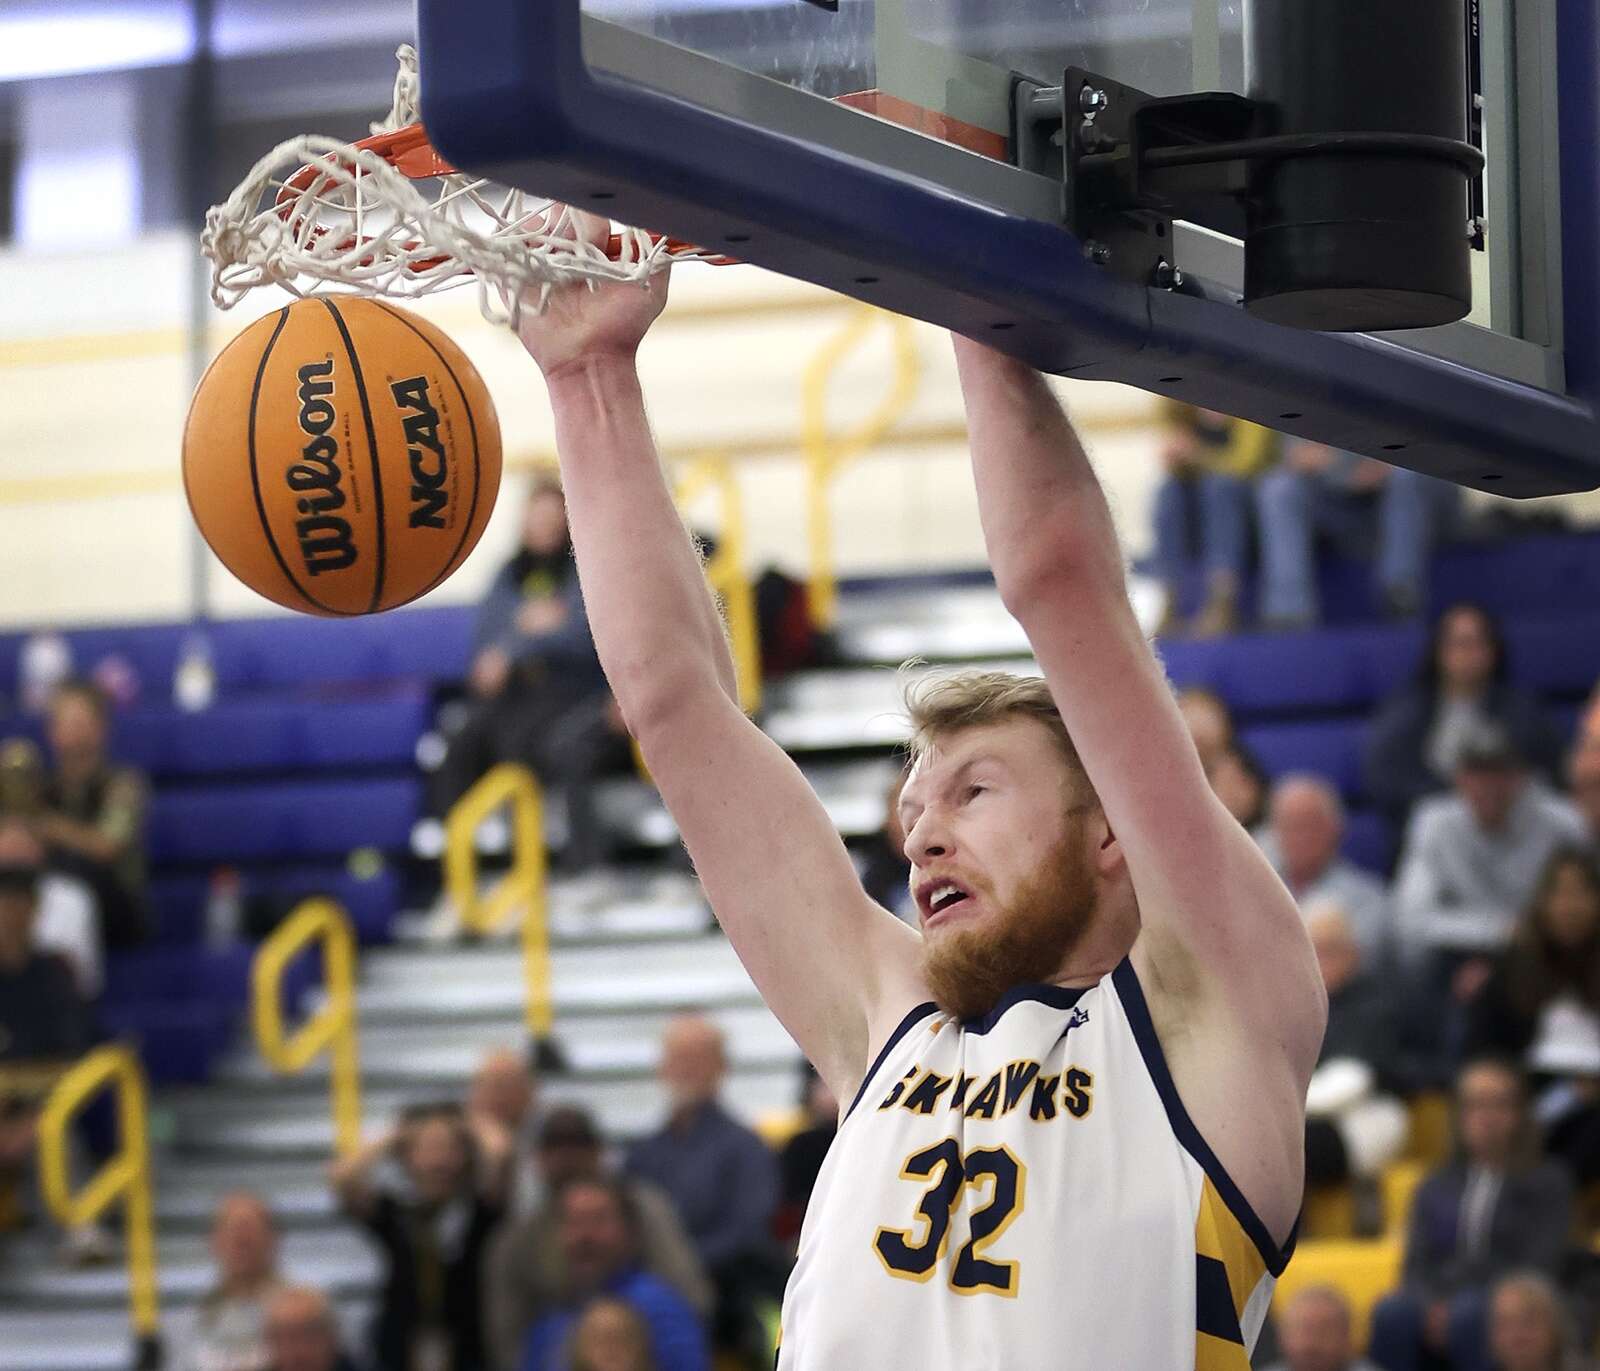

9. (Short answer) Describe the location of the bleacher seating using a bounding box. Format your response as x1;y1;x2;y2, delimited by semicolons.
0;533;1590;1090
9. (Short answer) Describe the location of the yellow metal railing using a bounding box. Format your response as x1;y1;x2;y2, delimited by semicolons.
37;1046;159;1343
676;453;763;714
252;898;362;1159
801;308;923;627
444;763;552;1037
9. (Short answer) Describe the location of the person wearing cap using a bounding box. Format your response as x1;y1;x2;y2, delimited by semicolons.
0;820;94;1067
0;818;97;1259
0;760;102;1003
484;1106;710;1371
1394;724;1588;1001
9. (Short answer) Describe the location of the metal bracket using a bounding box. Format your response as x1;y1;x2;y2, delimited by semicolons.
1026;67;1483;294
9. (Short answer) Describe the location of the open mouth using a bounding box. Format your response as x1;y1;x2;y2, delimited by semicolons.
923;882;973;922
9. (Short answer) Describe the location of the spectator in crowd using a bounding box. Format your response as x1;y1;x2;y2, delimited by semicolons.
35;679;149;948
626;1015;781;1363
1303;908;1408;1189
1263;776;1393;965
486;1105;710;1371
1368;1058;1574;1371
1208;744;1270;835
1464;848;1600;1184
470;1047;541;1216
1567;745;1600;853
331;1102;511;1371
431;477;628;874
262;1286;360;1371
0;800;101;1003
1487;1272;1593;1371
178;1192;285;1371
1151;404;1278;638
0;819;93;1062
517;1177;708;1371
1262;1285;1383;1371
569;1298;659;1371
856;772;913;921
1177;687;1237;773
1254;439;1459;629
774;1065;839;1248
0;819;97;1260
1394;728;1588;997
1365;605;1565;833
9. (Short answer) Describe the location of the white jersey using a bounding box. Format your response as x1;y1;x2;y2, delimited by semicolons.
778;959;1292;1371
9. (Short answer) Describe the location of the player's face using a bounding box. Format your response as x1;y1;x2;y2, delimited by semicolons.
900;720;1101;1018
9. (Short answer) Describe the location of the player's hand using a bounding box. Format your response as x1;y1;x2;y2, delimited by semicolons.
515;206;670;378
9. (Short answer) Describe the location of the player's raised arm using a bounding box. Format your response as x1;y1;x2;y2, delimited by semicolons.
514;215;924;1104
950;337;1326;1080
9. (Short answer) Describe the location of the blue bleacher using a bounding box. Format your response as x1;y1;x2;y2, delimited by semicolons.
1240;719;1369;800
98;943;323;1085
108;687;429;781
148;777;420;866
148;864;403;947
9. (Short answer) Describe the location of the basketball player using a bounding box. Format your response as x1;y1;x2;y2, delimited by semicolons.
515;213;1327;1369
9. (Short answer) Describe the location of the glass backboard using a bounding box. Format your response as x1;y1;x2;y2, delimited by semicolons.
416;0;1600;496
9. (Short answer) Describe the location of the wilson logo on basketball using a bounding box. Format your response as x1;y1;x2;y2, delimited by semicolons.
287;358;358;577
391;375;449;530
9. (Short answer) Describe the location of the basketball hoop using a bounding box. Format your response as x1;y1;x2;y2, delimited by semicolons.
202;45;720;325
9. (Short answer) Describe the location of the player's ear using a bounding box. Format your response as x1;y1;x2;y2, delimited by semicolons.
1091;813;1125;877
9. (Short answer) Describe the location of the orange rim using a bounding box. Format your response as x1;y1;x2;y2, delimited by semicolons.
271;121;718;273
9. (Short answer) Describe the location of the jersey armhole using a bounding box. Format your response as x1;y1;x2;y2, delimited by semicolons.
1111;959;1298;1277
842;1002;940;1121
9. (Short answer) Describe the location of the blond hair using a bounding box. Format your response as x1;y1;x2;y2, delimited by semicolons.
902;668;1086;784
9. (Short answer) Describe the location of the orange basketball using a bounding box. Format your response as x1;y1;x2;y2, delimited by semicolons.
183;297;502;616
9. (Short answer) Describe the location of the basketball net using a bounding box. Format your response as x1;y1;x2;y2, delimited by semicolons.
203;46;716;325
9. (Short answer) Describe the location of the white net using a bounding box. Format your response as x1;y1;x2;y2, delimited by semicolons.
202;46;704;325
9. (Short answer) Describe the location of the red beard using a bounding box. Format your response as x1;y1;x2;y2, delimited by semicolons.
918;832;1099;1021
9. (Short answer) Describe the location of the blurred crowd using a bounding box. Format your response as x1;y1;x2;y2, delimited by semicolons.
170;1016;831;1371
1;434;1598;1371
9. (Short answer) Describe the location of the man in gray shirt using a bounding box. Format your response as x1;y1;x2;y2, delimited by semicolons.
1261;775;1393;966
1395;729;1586;974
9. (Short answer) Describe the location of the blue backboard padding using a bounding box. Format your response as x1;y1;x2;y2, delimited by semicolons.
147;777;421;864
416;0;1600;496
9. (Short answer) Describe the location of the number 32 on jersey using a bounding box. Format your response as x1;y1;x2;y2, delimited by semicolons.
873;1141;1027;1296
